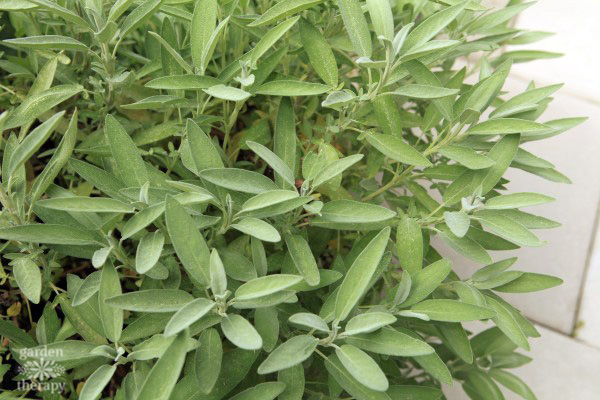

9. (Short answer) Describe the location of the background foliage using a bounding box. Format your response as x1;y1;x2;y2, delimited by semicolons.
0;0;583;399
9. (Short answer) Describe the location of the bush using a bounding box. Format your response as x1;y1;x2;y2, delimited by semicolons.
0;0;583;398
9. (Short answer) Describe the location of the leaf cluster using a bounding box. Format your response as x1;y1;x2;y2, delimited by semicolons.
0;0;580;399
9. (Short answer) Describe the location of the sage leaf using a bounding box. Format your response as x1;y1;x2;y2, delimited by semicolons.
285;234;320;286
135;231;164;274
336;344;389;391
338;0;372;58
231;218;281;242
249;0;323;27
258;335;319;374
335;227;390;321
165;196;211;286
221;314;263;350
344;312;396;336
13;258;42;304
364;132;432;167
98;263;123;343
194;328;222;393
299;18;337;86
411;299;496;322
135;330;189;400
79;365;117;400
105;289;193;312
164;298;216;337
235;274;303;301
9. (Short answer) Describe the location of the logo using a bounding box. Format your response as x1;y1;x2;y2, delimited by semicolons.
16;347;66;393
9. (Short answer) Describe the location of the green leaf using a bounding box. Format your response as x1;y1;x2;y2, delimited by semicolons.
312;154;363;188
28;0;90;28
387;386;443;400
251;16;299;67
335;227;390;321
489;369;537;400
364;132;432;167
344;312;396;336
396;216;424;275
462;369;505;400
190;0;217;71
221;314;263;350
437;322;473;363
366;0;394;41
402;2;467;51
80;365;117;400
104;115;148;187
120;203;164;240
345;327;434;356
288;312;330;332
278;364;305;400
466;2;534;34
411;299;496;322
239;190;306;218
231;218;281;242
255;80;330;96
0;224;100;245
201;17;230;74
4;35;88;52
485;295;529;350
485;192;555;210
72;271;101;307
235;274;303;300
105;289;193;312
247;141;295;187
194;328;222;394
249;0;323;27
5;85;82;130
399;259;452;307
148;31;193;74
439;225;493;264
475;210;544;247
274;98;297;188
120;0;162;39
165;196;211;286
135;330;189;400
210;249;228;296
37;196;134;213
200;168;278;193
439;145;495;169
338;0;372;58
98;263;123;343
164;298;215;336
230;382;287;400
203;84;251;102
255;307;280;351
135;231;164;274
476;134;520;195
491;83;562;119
258;335;319;374
336;344;389;391
146;75;221;90
13;258;41;304
187;118;224;173
7;111;63;176
312;200;396;230
494;272;563;293
325;355;391;400
388;85;459;99
444;211;470;238
0;319;37;347
285;234;320;286
468;118;554;135
299;18;338;86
